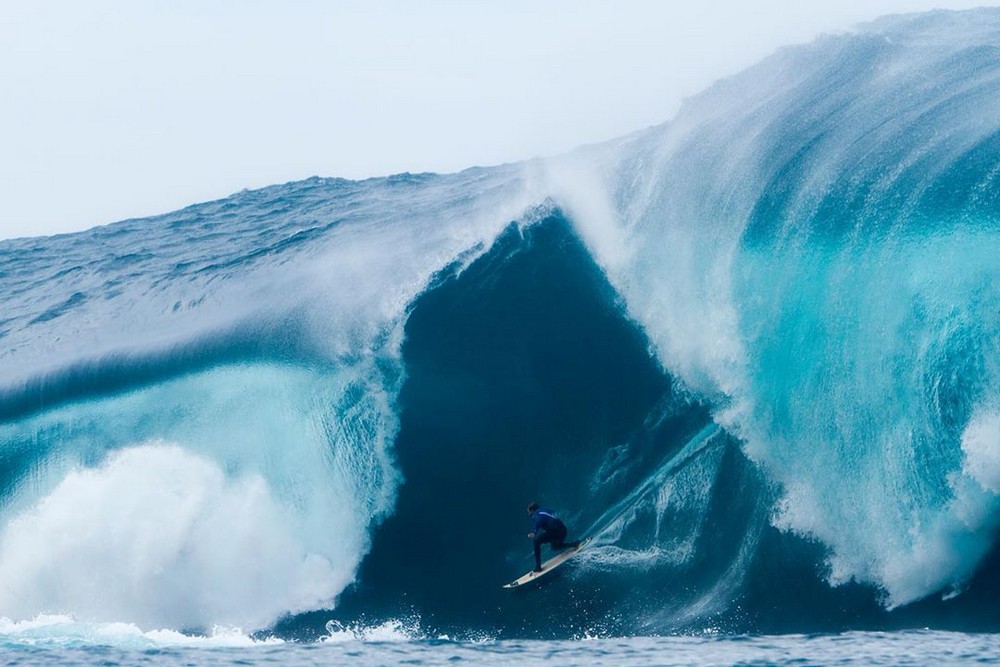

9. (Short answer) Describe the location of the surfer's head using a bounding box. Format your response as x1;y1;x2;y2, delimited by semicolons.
527;502;539;514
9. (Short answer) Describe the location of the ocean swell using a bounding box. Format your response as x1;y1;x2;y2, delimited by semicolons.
0;8;998;640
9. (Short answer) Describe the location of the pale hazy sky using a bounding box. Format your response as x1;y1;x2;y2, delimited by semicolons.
0;1;994;240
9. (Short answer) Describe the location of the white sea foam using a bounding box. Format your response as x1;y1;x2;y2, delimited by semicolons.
962;406;1000;494
0;444;346;630
0;613;281;648
322;618;424;643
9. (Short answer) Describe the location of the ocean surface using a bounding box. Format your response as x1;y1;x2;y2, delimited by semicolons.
4;628;1000;667
1;8;998;665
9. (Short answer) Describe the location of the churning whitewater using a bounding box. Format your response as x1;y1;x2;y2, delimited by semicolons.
0;8;998;641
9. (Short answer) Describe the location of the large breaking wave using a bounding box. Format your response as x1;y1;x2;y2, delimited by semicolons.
0;9;997;640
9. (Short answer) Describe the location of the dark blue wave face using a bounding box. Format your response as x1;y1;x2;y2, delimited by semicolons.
281;211;1000;640
306;212;709;638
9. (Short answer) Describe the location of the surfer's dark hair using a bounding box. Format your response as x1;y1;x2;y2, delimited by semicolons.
527;502;540;513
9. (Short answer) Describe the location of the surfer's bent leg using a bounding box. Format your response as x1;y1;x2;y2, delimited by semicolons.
549;523;583;551
533;528;558;570
550;523;570;549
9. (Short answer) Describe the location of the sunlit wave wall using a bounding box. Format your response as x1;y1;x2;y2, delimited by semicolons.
550;8;1000;609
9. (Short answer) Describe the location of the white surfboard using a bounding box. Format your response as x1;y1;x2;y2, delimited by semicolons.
502;537;591;588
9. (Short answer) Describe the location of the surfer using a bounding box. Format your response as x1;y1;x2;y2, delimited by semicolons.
526;502;580;572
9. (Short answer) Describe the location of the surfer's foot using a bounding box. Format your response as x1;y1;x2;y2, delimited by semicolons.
533;567;543;573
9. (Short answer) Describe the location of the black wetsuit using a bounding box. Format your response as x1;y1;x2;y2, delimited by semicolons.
530;508;579;570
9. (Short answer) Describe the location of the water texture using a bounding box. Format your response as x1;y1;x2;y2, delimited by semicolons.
0;8;997;655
